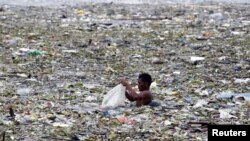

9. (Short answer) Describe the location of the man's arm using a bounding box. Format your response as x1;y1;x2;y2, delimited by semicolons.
120;78;149;100
125;91;135;101
127;91;149;101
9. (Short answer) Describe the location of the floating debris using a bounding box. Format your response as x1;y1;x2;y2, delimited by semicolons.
0;1;249;140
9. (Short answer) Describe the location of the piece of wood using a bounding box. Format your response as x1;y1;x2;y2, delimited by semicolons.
9;108;15;119
188;121;214;126
2;131;6;141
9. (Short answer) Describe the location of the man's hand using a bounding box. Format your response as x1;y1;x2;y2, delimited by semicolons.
120;78;129;87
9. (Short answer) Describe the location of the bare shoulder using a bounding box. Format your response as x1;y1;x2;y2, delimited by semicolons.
141;90;152;96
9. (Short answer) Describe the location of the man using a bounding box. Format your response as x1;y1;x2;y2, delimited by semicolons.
120;73;153;107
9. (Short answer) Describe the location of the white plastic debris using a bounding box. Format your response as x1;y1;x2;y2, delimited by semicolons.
85;96;97;102
13;48;30;56
2;120;13;125
231;31;244;35
132;54;142;58
105;66;116;72
164;120;172;126
83;84;100;89
219;109;238;119
7;39;17;45
222;23;230;27
151;81;157;89
53;122;71;127
151;57;164;64
173;71;181;75
193;99;208;108
210;13;224;21
10;136;15;140
17;73;28;78
190;56;205;62
195;89;209;96
234;78;250;84
0;81;4;87
217;91;250;101
62;50;79;53
60;24;69;27
218;56;229;62
15;114;36;124
219;80;230;84
16;88;31;96
241;20;250;26
19;48;30;52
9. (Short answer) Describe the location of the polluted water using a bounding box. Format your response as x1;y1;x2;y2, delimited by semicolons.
0;0;250;140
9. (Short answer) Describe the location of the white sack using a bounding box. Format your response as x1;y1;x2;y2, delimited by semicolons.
101;84;126;108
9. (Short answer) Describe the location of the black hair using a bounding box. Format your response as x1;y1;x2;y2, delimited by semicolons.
138;73;152;86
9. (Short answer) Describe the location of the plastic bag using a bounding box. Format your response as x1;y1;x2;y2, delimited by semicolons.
101;84;126;108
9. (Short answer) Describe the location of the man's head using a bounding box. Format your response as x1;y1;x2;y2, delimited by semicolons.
138;73;152;91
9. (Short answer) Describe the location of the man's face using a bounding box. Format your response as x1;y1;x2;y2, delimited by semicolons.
137;78;147;91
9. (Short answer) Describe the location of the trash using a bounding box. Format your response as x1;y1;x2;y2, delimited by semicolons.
28;49;43;56
105;65;116;72
241;20;250;26
0;1;249;140
60;14;67;19
16;88;32;96
151;57;164;64
234;78;250;84
15;114;37;124
164;120;172;126
13;48;30;56
6;38;18;46
83;84;100;89
217;92;250;101
70;134;80;141
66;102;100;113
194;89;210;96
234;66;242;71
53;122;71;127
149;100;161;107
193;100;208;108
0;7;4;12
247;101;250;119
102;22;113;26
1;120;13;125
117;115;127;123
231;31;244;35
62;50;79;53
101;84;126;108
45;101;55;108
209;13;224;21
173;71;181;75
17;73;28;78
190;56;205;62
9;108;15;118
76;9;84;16
219;109;238;119
222;23;230;27
184;96;192;103
85;96;97;102
150;81;157;89
132;54;142;58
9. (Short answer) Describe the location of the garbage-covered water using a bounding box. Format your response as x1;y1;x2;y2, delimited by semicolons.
0;0;250;6
0;0;250;140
